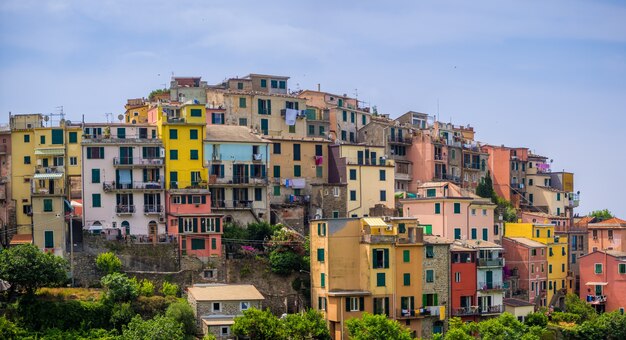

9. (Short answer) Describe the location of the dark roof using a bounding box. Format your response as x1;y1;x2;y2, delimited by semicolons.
504;298;534;307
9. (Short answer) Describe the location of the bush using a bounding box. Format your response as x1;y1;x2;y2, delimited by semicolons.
15;296;111;331
269;250;302;275
101;273;139;303
551;311;581;324
110;302;135;331
525;311;548;328
0;244;68;295
121;315;184;340
138;279;155;297
96;252;122;275
165;300;196;335
161;281;179;297
131;295;177;320
0;315;27;339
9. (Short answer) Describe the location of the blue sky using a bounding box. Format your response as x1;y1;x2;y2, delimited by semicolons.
1;0;625;217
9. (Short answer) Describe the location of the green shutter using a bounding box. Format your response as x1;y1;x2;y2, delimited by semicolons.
454;203;461;213
424;225;432;235
92;169;100;183
377;273;385;287
93;194;101;208
43;199;53;212
294;165;301;177
44;231;54;248
317;248;324;262
178;217;183;233
383;249;389;268
201;218;206;233
51;129;64;144
191;238;205;249
435;203;441;214
69;132;77;143
398;223;406;233
422;294;427;307
403;250;410;262
274;165;280;177
346;298;351;311
267;99;271;115
190;109;202;117
211;238;217;249
434;294;438;306
318;223;321;236
359;297;365;311
193;218;198;233
215;218;221;233
403;273;410;286
321;273;325;287
454;228;461;239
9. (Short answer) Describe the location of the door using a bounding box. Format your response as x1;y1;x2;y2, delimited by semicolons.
49;179;55;195
357;151;364;165
260;119;268;135
42;158;49;168
486;270;493;289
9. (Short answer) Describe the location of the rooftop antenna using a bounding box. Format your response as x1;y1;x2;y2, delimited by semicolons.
105;113;113;123
437;99;440;122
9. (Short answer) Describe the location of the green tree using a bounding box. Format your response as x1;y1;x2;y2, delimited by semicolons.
476;171;495;199
568;311;626;340
524;311;548;328
148;89;168;101
160;281;179;297
165;300;197;336
564;293;596;322
493;195;518;222
269;250;303;275
346;312;413;340
101;273;139;302
110;302;136;331
282;309;331;340
0;244;68;296
0;315;27;339
588;209;613;222
476;313;529;340
138;279;155;297
121;315;184;340
232;308;285;340
96;252;122;275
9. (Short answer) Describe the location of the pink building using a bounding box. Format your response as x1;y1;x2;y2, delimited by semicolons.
0;127;13;245
502;237;547;307
166;190;223;260
408;130;449;192
579;250;626;313
588;217;626;253
481;145;528;207
400;182;497;241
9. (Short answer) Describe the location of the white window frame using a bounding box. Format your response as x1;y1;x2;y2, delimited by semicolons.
212;302;222;312
349;297;360;312
183;218;193;233
333;186;340;197
319;297;327;311
206;218;216;232
455;272;461;283
192;195;201;204
240;301;250;311
172;196;181;204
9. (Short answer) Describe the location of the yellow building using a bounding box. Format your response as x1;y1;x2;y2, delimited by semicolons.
328;144;395;217
267;136;330;205
505;222;570;306
310;217;424;339
10;114;82;256
124;98;149;124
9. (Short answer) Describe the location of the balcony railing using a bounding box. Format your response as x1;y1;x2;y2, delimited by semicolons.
103;181;164;192
452;306;480;316
388;136;412;144
478;281;505;291
396;309;417;318
210;176;268;185
167;116;186;123
211;200;253;210
434;154;445;161
477;258;504;267
115;205;136;214
586;295;607;304
360;234;396;244
31;186;65;195
34;166;64;174
480;305;504;314
464;162;481;170
169;181;209;190
143;205;163;214
345;158;381;166
434;173;460;183
113;157;164;166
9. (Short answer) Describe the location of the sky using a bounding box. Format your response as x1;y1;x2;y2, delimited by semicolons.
1;0;625;217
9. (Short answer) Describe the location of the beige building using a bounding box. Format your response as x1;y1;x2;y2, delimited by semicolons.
328;144;395;217
187;284;264;339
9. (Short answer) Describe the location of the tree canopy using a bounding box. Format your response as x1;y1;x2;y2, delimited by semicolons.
345;312;413;340
121;315;185;340
96;252;122;275
588;209;613;221
0;244;68;295
232;308;330;340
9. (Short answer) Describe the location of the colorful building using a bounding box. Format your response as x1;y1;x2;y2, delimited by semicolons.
401;182;496;241
462;240;505;318
124;98;149;124
204;125;270;224
450;243;478;321
327;144;395;217
578;250;626;313
587;217;626;253
504;222;570;307
310;217;427;339
502;237;548;307
481;145;529;207
0;125;14;245
81;123;166;240
421;235;451;336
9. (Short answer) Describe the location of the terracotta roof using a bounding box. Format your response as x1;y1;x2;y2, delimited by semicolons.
588;217;626;229
187;284;264;301
9;234;33;245
462;239;503;249
507;237;546;248
204;125;269;143
574;216;596;227
423;235;453;244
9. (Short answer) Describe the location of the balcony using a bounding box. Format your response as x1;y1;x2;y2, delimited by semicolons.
477;258;504;267
167;116;186;124
434;173;460;183
210;176;268;186
360;234;396;244
478;281;505;291
211;200;253;210
568;193;580;208
103;181;164;192
463;144;481;153
510;183;525;190
34;166;65;174
143;204;164;214
113;157;164;167
480;305;504;315
388;135;412;144
434;154;445;161
464;162;481;170
452;306;480;316
169;181;209;191
31;186;65;196
115;205;136;214
586;295;607;304
396;309;417;319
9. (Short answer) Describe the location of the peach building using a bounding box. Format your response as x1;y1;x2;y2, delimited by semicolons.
408;129;449;191
579;250;626;313
588;217;626;252
400;182;496;241
502;237;548;307
481;145;528;207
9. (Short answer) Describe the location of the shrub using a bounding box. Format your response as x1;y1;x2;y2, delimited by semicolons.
269;249;302;275
161;281;179;297
110;302;136;331
101;273;139;302
96;252;122;275
15;296;111;331
138;279;155;297
525;311;548;328
165;300;197;335
121;315;184;340
131;295;177;320
551;311;581;324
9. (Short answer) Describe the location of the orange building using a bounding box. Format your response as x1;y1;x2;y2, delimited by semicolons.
481;145;528;207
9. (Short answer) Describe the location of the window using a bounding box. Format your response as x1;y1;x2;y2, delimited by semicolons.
254;188;262;201
272;165;281;178
169;129;178;139
24;134;30;142
289;125;296;133
349;169;357;180
471;209;476;216
43;199;53;212
454;202;461;214
454;228;461;240
190;150;198;160
273;185;280;196
333;211;339;218
240;301;250;311
549;248;554;256
529;179;534;186
549;264;553;273
212;302;222;312
271;79;278;88
93;194;101;208
455;272;461;283
595;263;603;274
547;229;551;237
342;110;347;122
426;245;434;258
294;165;301;177
69;132;77;143
403;250;410;262
170;150;178;160
24;156;31;164
317;223;327;236
273;143;281;154
116;128;126;139
609;230;614;240
482;228;488;241
317;248;324;262
380;190;386;201
619;263;626;274
398;223;406;233
349;132;355;142
44;230;54;248
376;273;386;287
190;129;198;140
403;273;411;286
379;170;386;181
571;254;576;264
372;248;389;269
483;209;487;216
308;125;315;135
316;166;323;178
426;188;436;197
40;135;46;144
562;264;565;272
341;130;347;140
350;190;356;201
70;157;77;165
426;269;435;282
471;228;477;240
362;115;367;125
279;80;286;89
91;169;100;183
239;118;248;126
239;97;247;108
351;112;355;123
258;99;271;114
293;144;301;160
347;297;363;312
557;193;561;201
531;249;537;256
191;238;205;250
190;108;202;117
435;203;441;214
220;327;230;336
321;273;325;287
260;79;267;88
319;126;325;136
318;297;327;311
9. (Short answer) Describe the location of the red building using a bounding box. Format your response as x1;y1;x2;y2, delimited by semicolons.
502;237;548;307
450;244;478;321
166;190;223;261
579;250;626;313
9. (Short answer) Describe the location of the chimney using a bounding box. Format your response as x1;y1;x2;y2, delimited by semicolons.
317;84;320;92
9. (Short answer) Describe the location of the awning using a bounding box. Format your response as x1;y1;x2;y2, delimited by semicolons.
585;282;608;286
328;290;371;297
9;234;33;245
35;148;65;156
33;173;63;179
202;319;235;326
362;217;388;228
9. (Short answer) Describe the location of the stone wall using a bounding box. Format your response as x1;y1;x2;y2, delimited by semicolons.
310;183;347;220
271;204;306;235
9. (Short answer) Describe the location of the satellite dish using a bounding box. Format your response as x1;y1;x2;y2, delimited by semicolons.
117;114;124;121
44;116;50;122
